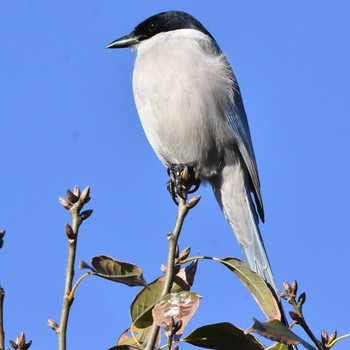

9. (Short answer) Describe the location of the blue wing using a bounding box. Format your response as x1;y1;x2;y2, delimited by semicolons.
226;73;264;221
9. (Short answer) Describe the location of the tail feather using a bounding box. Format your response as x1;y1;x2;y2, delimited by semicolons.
210;161;278;294
243;194;278;293
210;162;297;349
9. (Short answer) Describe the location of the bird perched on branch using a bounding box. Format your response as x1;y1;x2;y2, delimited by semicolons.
107;11;278;294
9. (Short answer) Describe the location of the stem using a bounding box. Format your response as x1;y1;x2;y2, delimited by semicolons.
329;334;350;348
179;256;209;264
298;319;323;350
58;204;83;350
0;287;4;350
67;272;91;303
144;197;191;350
288;289;324;350
161;197;189;295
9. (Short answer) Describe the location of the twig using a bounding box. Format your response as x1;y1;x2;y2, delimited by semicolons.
161;197;190;295
290;308;322;348
58;207;82;350
282;281;324;350
0;287;5;350
299;318;323;350
55;186;91;350
144;195;199;350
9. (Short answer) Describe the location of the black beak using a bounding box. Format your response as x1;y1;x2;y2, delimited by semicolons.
106;32;144;49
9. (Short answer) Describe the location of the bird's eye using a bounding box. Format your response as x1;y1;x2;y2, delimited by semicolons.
147;22;158;32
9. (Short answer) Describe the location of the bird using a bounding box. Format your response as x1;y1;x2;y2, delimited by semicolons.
107;11;278;294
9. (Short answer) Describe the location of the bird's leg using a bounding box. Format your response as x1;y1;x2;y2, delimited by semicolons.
166;163;201;205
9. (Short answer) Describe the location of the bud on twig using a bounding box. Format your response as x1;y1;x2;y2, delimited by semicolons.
298;292;306;306
79;186;91;205
178;247;191;261
73;185;81;197
66;189;79;204
47;319;59;331
328;330;337;344
277;291;287;300
65;223;75;239
59;197;72;210
321;329;329;345
187;196;201;209
161;316;183;339
283;280;292;295
9;333;32;350
291;280;298;295
9;339;18;349
80;210;93;221
289;311;302;323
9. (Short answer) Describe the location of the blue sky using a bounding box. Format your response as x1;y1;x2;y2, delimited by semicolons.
1;1;350;349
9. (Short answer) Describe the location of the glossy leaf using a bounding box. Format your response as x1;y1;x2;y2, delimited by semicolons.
85;255;147;287
246;318;316;349
215;257;281;320
182;322;264;350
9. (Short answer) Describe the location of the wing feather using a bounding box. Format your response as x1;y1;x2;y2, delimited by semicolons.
226;73;264;221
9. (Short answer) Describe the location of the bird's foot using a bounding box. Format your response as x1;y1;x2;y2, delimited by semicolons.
166;163;201;205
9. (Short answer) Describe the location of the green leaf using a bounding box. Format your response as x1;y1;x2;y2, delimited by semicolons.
246;318;316;349
88;255;147;287
131;263;197;329
182;322;264;350
214;257;281;320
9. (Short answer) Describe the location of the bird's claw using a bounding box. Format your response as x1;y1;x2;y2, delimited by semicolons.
166;164;201;205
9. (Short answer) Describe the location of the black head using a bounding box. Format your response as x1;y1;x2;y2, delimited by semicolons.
107;11;217;49
133;11;215;41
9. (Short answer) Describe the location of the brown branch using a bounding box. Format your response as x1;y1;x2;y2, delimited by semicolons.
143;195;200;350
282;281;324;350
54;186;92;350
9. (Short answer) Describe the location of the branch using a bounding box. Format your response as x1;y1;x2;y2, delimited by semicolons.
280;281;325;350
144;195;200;350
54;186;92;350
